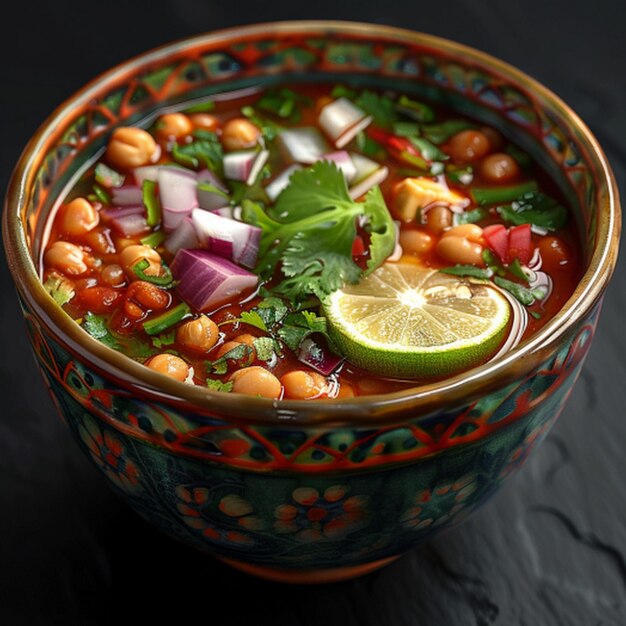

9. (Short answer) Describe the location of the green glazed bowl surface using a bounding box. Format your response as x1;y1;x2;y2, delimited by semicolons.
2;21;620;583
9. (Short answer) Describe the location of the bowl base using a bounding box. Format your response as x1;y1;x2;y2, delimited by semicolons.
218;555;399;584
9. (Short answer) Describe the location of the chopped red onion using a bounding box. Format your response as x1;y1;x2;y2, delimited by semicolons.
111;213;149;236
297;334;345;376
191;208;261;268
133;165;160;186
318;98;373;148
164;217;199;254
171;249;258;312
265;164;302;202
111;185;143;206
349;166;389;200
197;168;229;210
100;205;145;222
223;150;269;185
387;220;403;262
158;166;199;232
319;151;357;183
277;128;330;164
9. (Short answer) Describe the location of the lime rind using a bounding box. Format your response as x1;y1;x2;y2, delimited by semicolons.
323;264;511;378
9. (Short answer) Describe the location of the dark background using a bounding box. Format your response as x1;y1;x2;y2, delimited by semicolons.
1;1;625;624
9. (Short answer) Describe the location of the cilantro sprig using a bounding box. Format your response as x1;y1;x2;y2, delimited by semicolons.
242;161;395;302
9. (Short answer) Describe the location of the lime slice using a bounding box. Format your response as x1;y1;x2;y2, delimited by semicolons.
323;263;511;379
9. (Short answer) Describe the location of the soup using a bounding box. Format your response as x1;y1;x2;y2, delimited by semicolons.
41;84;581;399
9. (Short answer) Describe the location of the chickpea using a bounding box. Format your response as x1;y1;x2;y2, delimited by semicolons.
399;229;435;255
84;229;115;255
189;113;219;132
119;244;162;278
101;264;126;287
441;224;483;243
146;354;190;382
44;241;88;276
479;126;504;152
281;370;328;400
60;198;100;236
436;236;484;265
177;316;219;354
221;118;261;151
216;333;256;359
479;153;520;183
155;113;193;140
447;130;491;163
125;281;170;318
426;206;453;234
230;367;282;399
106;127;158;169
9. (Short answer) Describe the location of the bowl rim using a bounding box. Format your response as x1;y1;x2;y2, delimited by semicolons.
3;20;621;426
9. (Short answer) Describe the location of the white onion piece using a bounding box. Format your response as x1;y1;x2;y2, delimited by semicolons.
529;271;553;302
211;206;243;221
111;214;149;237
164;217;199;254
100;205;144;222
527;247;543;271
489;286;529;362
277;128;330;164
171;249;258;312
111;185;143;206
265;164;302;201
349;166;389;200
531;225;549;236
197;168;229;210
223;150;269;185
387;221;403;262
191;208;261;268
158;167;199;232
133;165;160;186
350;152;380;182
319;151;357;182
318;98;373;148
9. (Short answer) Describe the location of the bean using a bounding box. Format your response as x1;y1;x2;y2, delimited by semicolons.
60;198;99;236
399;229;434;255
281;370;327;400
538;236;571;268
77;286;123;314
447;130;491;163
436;236;484;265
106;127;158;169
44;241;88;275
84;228;116;255
189;113;220;132
155;113;193;140
441;224;483;243
101;264;126;287
426;206;452;234
177;316;219;354
479;153;520;183
124;281;170;319
479;126;504;152
230;367;282;399
146;354;190;382
119;244;162;278
221;118;261;151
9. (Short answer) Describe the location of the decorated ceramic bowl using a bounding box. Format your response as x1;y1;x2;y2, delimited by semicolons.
3;22;620;584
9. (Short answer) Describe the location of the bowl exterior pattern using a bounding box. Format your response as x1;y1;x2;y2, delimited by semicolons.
7;24;615;573
24;301;597;568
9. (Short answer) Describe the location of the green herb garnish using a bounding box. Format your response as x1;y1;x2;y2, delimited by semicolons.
355;90;397;128
83;312;120;349
209;343;255;375
421;120;473;144
454;207;487;225
257;88;311;122
241;106;282;141
142;179;162;227
143;302;191;336
507;258;530;283
206;378;233;392
171;132;223;172
244;161;395;301
471;181;539;206
95;163;125;188
396;95;435;123
43;274;75;306
493;276;545;306
184;100;216;114
440;265;493;279
498;192;567;231
277;310;329;352
91;184;111;205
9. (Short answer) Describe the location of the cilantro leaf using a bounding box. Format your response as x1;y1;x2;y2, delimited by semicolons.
251;161;395;301
497;192;567;231
208;343;254;375
421;119;473;144
252;337;276;362
440;265;493;279
43;275;75;306
494;276;543;306
277;311;329;352
171;132;223;172
82;312;121;349
239;310;269;332
206;378;233;392
355;90;397;128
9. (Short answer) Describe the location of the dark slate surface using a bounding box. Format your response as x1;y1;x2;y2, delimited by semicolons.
1;1;624;624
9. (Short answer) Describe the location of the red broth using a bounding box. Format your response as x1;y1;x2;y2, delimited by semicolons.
41;84;582;399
